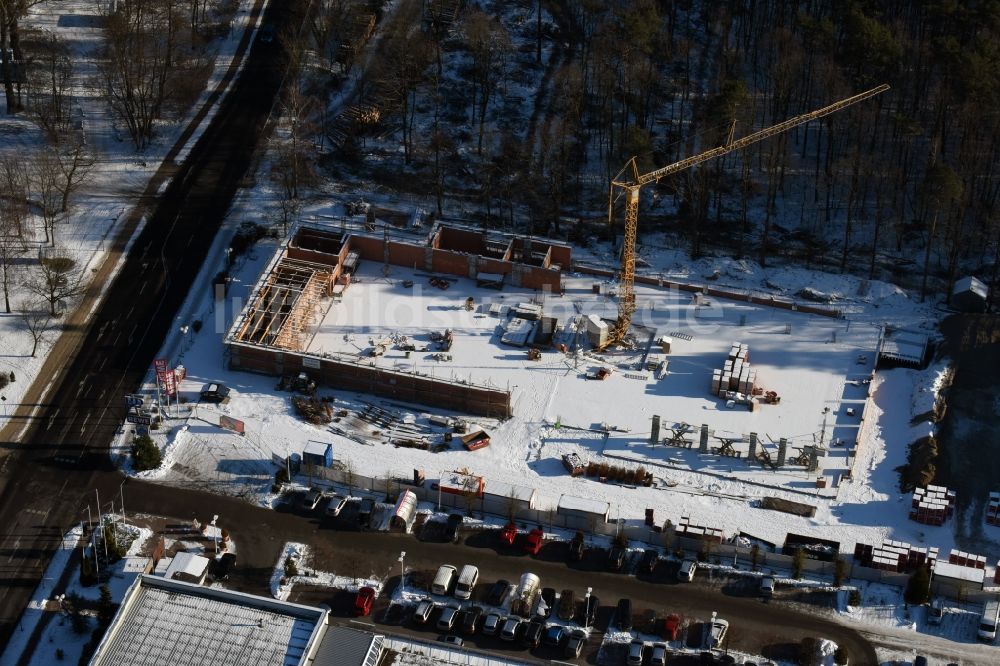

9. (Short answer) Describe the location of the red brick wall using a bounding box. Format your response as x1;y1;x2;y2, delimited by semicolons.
388;241;425;268
285;247;341;268
432;249;471;276
438;226;485;253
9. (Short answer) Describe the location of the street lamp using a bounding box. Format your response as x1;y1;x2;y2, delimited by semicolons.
584;586;593;630
119;478;127;526
398;551;406;596
211;515;219;556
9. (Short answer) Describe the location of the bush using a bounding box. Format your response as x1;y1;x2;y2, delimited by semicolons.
67;593;87;634
131;435;162;471
792;548;805;579
833;557;848;587
284;556;298;578
0;373;7;390
80;555;95;587
848;589;862;606
904;566;931;605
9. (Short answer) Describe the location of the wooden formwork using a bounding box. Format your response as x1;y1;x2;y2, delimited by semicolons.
233;258;332;349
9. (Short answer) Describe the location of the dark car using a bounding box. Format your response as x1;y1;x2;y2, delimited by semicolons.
460;606;483;635
639;549;659;574
544;624;565;647
557;589;576;621
444;513;463;543
213;552;236;580
522;617;545;648
568;531;585;561
606;546;626;571
200;382;230;403
579;594;600;627
616;598;633;630
539;587;556;618
301;487;323;511
486;579;511;606
358;497;375;527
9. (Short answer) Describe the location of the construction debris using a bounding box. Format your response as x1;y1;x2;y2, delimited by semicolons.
292;396;333;424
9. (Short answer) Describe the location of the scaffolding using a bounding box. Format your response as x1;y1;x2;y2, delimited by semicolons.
233;258;331;350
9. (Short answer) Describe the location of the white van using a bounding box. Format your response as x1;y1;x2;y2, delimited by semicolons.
432;564;458;596
454;565;479;600
978;599;1000;642
678;559;697;582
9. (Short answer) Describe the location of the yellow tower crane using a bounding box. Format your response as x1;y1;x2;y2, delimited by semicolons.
602;83;890;349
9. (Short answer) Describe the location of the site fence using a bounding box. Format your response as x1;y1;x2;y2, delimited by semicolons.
299;464;1000;604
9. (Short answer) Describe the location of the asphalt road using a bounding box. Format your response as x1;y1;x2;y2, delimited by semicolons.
0;0;295;648
112;481;878;664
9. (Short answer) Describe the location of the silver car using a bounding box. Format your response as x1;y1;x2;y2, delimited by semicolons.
651;642;668;666
437;605;460;631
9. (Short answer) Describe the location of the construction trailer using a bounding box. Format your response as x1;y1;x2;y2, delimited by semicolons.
557;494;610;529
389;489;418;532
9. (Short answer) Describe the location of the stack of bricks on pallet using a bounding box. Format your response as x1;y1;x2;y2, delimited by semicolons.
909;484;956;525
986;492;1000;526
676;516;724;544
947;549;987;570
853;539;938;574
710;342;758;396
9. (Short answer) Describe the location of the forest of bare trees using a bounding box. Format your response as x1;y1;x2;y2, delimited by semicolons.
280;0;998;304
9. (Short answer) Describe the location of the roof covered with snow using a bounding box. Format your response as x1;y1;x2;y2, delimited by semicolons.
89;575;328;666
932;560;987;585
163;551;210;583
557;494;610;517
878;328;928;366
485;479;536;504
953;276;988;299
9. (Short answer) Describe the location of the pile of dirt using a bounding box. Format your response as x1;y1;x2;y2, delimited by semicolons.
759;497;816;518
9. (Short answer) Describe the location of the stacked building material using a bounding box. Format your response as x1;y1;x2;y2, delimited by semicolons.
947;549;987;570
909;485;956;525
676;516;724;544
710;342;758;397
986;492;1000;526
853;539;938;574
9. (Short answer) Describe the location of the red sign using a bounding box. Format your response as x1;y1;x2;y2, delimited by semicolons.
154;359;176;396
154;359;167;374
219;415;245;435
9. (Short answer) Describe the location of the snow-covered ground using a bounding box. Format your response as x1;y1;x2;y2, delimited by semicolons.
0;0;263;435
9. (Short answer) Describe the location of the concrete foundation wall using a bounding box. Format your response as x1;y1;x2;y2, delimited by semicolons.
228;344;512;418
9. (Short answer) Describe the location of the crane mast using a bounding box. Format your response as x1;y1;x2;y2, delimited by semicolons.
602;84;889;349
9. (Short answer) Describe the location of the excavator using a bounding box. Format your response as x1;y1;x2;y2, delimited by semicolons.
600;84;890;350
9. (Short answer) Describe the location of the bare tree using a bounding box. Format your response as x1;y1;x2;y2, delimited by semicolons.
0;211;24;312
55;141;96;212
100;0;175;149
18;297;51;356
28;149;62;246
24;255;85;316
462;10;512;155
25;30;73;140
377;23;430;164
0;155;30;239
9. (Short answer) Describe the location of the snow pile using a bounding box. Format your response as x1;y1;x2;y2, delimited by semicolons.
269;541;382;601
270;542;307;601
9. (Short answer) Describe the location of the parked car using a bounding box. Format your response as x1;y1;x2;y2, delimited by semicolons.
568;531;585;561
544;625;565;647
301;487;323;511
662;614;681;642
454;565;479;600
500;616;524;642
486;579;511;606
557;589;576;621
523;528;544;555
639;549;659;574
616;598;633;630
522;617;545;648
499;522;518;545
914;656;928;666
439;635;463;647
413;599;435;624
579;594;600;627
627;639;646;665
354;587;376;616
606;546;626;571
444;514;463;543
460;606;483;635
358;497;375;527
213;552;236;580
432;564;458;596
759;576;775;597
538;587;556;618
707;617;729;649
678;559;698;582
200;382;230;403
651;642;669;666
928;598;944;626
482;612;503;636
437;605;460;630
565;628;587;658
324;493;350;518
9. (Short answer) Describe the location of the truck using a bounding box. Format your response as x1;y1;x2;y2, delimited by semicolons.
510;572;541;617
978;599;1000;642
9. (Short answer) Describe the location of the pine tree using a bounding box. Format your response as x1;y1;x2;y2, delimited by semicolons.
97;585;115;628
